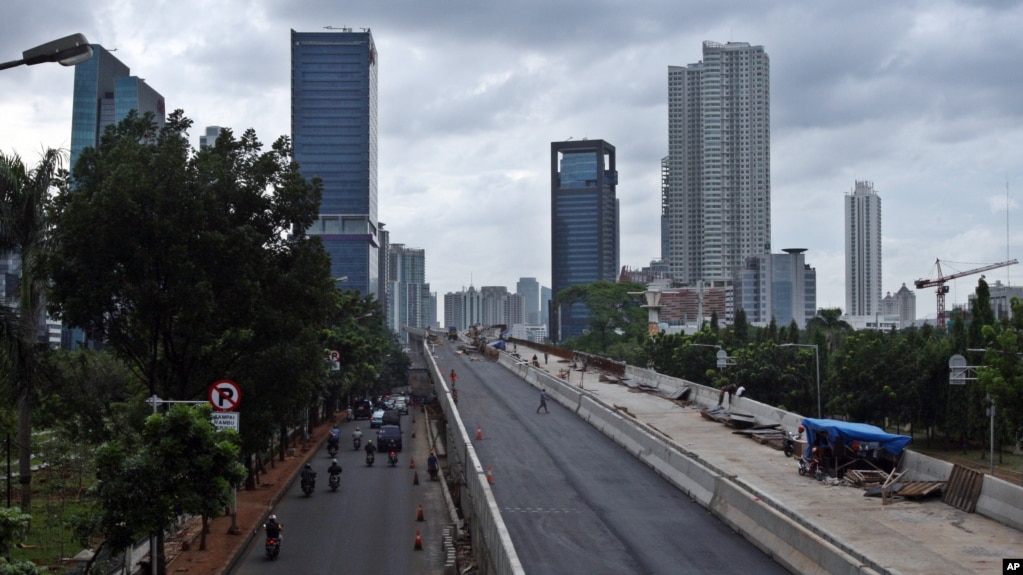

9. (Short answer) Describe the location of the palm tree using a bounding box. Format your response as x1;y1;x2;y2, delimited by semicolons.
806;307;852;353
0;149;62;513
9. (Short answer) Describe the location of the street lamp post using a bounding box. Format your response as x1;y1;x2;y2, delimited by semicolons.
0;33;93;71
782;343;821;419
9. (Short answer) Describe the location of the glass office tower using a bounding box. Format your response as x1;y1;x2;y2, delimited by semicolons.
70;45;165;174
550;139;618;341
291;29;379;297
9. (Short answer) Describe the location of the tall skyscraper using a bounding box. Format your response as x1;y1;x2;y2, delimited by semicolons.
291;28;379;297
70;44;166;172
845;181;882;317
516;277;540;324
386;243;427;342
551;139;618;341
444;286;481;331
666;41;771;286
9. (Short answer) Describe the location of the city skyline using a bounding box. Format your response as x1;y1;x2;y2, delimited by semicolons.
4;3;1023;323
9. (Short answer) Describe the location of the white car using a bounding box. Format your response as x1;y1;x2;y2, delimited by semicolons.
370;409;385;428
394;397;409;415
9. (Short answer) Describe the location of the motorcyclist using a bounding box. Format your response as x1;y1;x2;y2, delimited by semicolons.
328;458;343;478
265;514;283;540
352;426;363;441
327;426;340;450
364;439;376;460
301;463;316;485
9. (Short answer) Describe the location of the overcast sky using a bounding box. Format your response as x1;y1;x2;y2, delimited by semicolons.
3;1;1023;323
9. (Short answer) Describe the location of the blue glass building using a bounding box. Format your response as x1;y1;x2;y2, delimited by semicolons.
550;140;618;341
70;45;165;172
291;29;379;297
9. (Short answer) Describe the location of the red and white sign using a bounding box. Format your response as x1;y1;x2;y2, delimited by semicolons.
208;379;241;412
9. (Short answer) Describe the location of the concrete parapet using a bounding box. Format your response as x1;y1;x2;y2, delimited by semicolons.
977;474;1023;532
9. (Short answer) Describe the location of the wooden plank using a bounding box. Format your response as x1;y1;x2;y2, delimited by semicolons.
942;464;984;513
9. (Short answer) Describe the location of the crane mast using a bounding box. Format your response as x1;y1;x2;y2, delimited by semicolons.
914;259;1018;329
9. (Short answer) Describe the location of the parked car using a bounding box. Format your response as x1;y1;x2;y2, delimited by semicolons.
370;409;385;428
377;425;402;452
352;399;373;420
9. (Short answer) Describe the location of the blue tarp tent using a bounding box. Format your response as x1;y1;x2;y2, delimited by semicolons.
487;340;506;350
801;418;912;458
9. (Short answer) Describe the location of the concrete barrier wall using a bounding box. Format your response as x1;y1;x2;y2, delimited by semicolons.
978;474;1023;531
710;479;883;575
422;340;525;575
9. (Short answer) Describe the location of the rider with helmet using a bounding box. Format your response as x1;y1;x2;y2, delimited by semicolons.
364;439;376;461
328;458;343;477
265;514;282;540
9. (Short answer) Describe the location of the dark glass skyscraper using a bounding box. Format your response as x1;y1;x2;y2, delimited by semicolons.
550;140;618;341
70;44;165;173
291;29;379;297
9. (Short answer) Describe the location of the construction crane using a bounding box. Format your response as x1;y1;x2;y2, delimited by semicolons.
914;258;1018;329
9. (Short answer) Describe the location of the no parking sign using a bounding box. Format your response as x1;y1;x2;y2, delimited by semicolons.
208;379;241;412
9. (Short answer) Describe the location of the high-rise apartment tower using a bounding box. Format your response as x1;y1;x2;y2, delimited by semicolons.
666;41;771;285
845;181;882;317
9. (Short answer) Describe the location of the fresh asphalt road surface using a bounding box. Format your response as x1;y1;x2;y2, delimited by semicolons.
438;345;790;575
229;413;448;575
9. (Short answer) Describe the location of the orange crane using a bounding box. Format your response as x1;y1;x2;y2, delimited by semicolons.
914;259;1018;329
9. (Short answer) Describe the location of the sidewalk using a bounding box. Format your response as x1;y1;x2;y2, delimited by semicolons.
511;343;1023;575
165;418;337;575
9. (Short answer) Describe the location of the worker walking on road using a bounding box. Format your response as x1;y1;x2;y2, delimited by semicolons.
536;389;549;414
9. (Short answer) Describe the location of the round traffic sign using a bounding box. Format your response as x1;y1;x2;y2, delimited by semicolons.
209;379;242;412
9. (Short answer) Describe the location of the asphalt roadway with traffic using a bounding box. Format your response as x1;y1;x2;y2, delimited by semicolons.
505;342;1023;575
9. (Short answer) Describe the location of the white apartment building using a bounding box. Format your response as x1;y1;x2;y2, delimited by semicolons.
845;181;882;318
666;41;771;286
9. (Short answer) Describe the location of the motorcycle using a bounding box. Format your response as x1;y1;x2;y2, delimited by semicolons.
783;426;804;458
327;441;339;458
797;450;825;481
366;451;375;466
301;476;316;496
388;451;398;467
353;436;362;450
328;473;341;492
265;536;280;560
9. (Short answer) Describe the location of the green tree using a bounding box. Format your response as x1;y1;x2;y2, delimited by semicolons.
555;281;647;353
44;111;335;482
806;307;852;353
93;405;245;575
0;149;63;513
45;111;326;402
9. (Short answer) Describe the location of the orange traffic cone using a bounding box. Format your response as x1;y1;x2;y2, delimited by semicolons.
476;425;483;440
414;530;423;550
486;465;495;484
417;504;425;522
413;471;420;485
410;457;416;469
